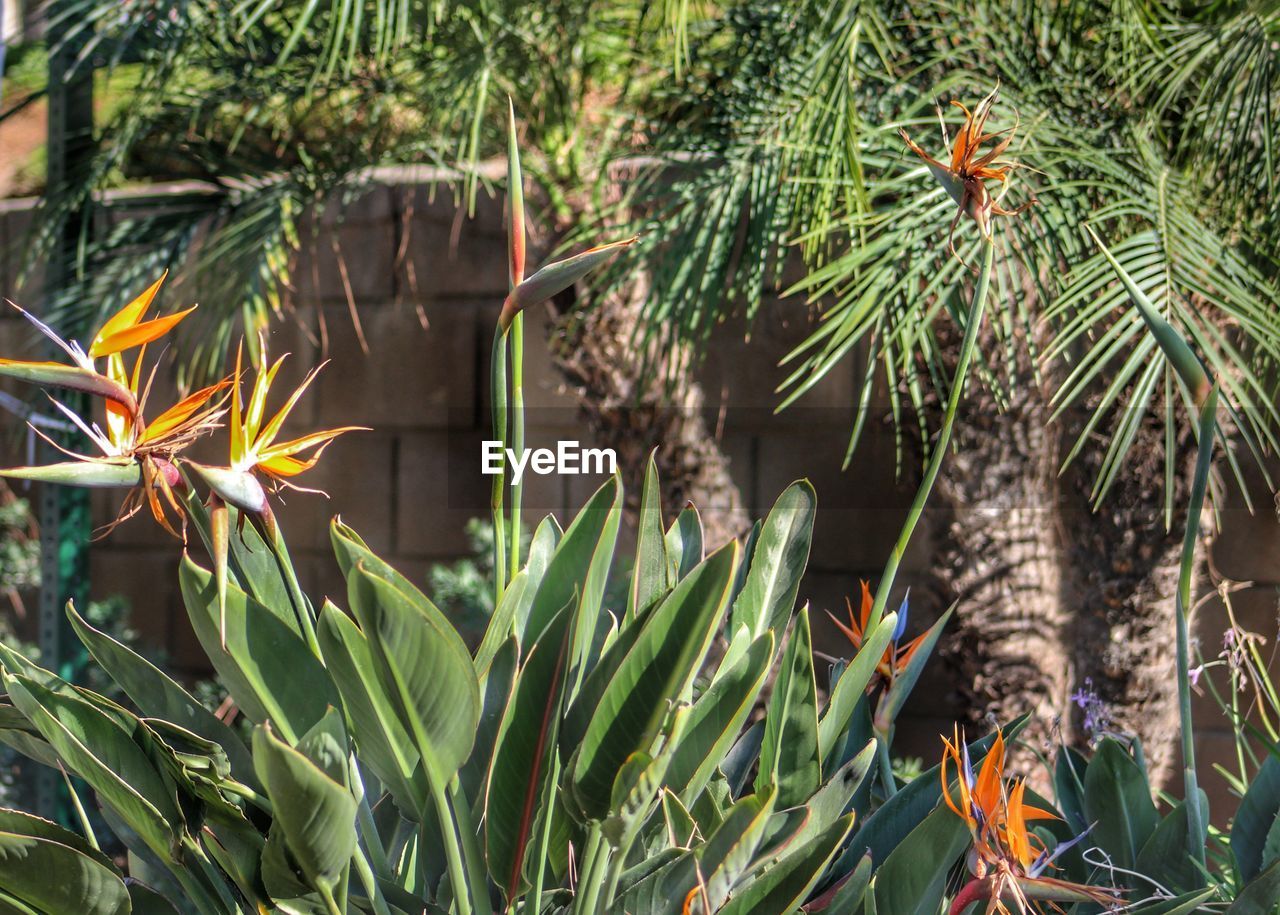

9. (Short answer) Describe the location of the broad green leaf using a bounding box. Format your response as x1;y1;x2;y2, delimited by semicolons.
126;881;182;915
486;599;576;901
348;560;480;782
661;790;698;848
317;602;426;818
872;805;969;915
1084;737;1159;870
1227;858;1280;914
687;790;778;913
628;451;668;621
0;809;114;871
179;555;336;744
571;541;738;821
519;477;621;689
1234;752;1280;881
461;635;518;809
1054;745;1089;836
1125;888;1219;914
666;631;774;807
3;672;181;861
729;480;816;639
67;601;255;785
0;829;130;915
718;812;855;915
816;852;872;912
473;514;561;675
665;503;704;585
1136;792;1208;893
560;600;659;756
254;721;357;893
756;608;821;808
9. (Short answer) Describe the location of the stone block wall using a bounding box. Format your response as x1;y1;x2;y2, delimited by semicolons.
0;185;1275;812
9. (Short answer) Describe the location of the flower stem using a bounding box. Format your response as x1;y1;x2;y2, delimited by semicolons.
1176;386;1217;876
867;237;995;634
491;327;509;606
509;311;525;580
950;877;992;914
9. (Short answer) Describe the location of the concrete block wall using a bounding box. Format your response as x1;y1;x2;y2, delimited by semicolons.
0;186;1275;811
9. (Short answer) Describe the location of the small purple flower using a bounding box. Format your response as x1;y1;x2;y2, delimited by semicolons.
1071;677;1113;740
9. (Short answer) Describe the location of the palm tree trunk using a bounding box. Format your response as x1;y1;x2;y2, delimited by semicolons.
545;271;751;547
935;360;1192;788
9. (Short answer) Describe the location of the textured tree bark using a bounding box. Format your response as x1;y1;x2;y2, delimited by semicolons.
932;329;1192;788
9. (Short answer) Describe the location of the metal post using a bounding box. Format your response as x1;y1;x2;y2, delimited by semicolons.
37;2;94;822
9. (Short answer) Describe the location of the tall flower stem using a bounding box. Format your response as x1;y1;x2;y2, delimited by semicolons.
491;328;509;606
866;236;995;634
1176;387;1217;875
509;311;525;580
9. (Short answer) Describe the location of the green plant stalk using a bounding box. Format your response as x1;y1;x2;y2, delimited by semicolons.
265;518;322;659
510;313;525;582
353;766;391;880
1176;386;1217;876
317;882;344;915
351;841;393;915
866;236;995;635
527;754;560;915
449;777;494;914
873;724;896;799
575;822;607;914
426;780;475;915
491;328;509;606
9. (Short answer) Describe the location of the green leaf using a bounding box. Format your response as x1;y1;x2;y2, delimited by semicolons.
684;790;778;913
718;812;856;915
1086;226;1211;405
628;451;668;622
67;601;255;786
1233;751;1280;881
665;504;704;585
317;602;426;818
729;480;816;639
1084;737;1159;870
666;631;774;807
3;672;181;861
0;829;130;915
474;515;561;675
1228;858;1280;914
253;721;357;893
179;554;336;744
1125;888;1219;914
570;540;738;821
461;635;518;809
1136;791;1208;893
346;558;480;783
756;607;821;808
872;805;969;915
486;598;576;901
519;477;621;687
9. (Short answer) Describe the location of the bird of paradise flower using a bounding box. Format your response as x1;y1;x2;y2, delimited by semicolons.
899;83;1035;264
941;729;1121;914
